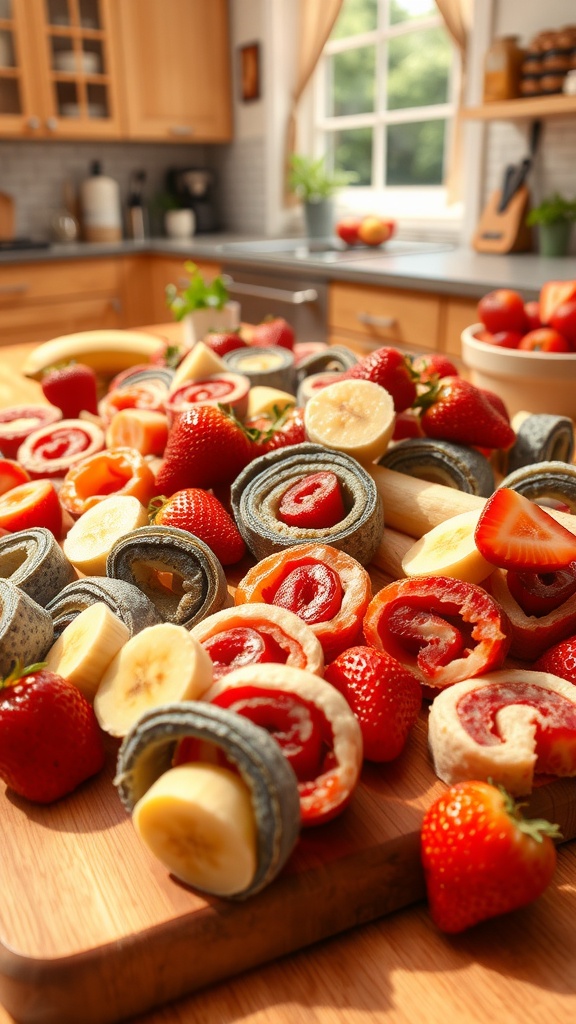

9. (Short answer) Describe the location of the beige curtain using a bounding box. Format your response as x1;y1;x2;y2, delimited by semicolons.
435;0;472;202
284;0;343;205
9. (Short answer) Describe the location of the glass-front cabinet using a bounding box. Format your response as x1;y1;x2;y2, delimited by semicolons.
0;0;121;137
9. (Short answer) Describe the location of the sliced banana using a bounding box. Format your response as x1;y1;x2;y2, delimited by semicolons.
62;494;150;576
44;601;131;702
94;622;213;737
133;762;258;897
114;701;301;898
304;378;395;464
401;508;494;585
169;342;227;394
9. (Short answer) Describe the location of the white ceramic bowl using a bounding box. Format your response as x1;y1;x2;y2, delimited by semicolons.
461;323;576;421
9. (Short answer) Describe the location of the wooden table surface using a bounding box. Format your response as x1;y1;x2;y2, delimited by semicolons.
1;334;576;1024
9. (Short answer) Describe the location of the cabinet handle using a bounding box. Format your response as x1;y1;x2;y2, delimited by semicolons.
27;116;41;130
45;117;58;132
356;311;397;329
169;125;194;136
0;283;30;295
110;297;122;313
223;278;318;306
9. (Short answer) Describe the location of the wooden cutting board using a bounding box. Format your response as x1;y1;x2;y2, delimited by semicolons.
1;344;576;1024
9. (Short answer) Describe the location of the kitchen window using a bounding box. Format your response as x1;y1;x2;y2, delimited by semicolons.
309;0;461;227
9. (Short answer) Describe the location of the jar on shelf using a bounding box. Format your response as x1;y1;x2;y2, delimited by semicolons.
483;36;525;102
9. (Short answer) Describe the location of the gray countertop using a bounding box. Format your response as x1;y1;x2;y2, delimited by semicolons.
2;235;575;301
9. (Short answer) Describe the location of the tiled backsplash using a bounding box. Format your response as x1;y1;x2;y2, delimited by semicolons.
0;140;258;240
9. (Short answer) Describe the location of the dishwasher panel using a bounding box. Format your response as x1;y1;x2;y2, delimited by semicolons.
222;265;328;343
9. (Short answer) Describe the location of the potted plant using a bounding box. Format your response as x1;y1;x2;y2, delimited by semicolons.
165;262;240;346
526;193;576;257
288;154;357;238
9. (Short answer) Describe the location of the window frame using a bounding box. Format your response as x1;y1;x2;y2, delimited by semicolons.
309;1;462;225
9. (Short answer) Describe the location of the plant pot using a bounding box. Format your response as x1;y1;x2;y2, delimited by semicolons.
182;301;241;347
164;208;196;240
304;200;334;239
538;221;572;257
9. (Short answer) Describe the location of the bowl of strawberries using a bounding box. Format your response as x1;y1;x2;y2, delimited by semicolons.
461;280;576;419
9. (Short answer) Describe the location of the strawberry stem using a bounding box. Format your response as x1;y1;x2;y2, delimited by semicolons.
1;660;47;689
494;781;563;843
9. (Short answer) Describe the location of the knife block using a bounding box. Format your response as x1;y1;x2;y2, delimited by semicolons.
472;184;532;254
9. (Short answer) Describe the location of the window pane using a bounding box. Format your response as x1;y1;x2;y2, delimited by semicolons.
386;120;445;185
390;0;437;26
387;27;450;109
326;45;376;116
331;0;377;40
329;127;373;186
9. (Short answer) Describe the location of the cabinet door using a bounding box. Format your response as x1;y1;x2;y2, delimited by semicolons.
31;0;122;139
329;282;441;354
116;0;232;142
0;0;45;137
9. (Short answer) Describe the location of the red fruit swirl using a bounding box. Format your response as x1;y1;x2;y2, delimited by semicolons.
278;471;346;529
0;405;61;459
272;563;343;625
202;626;288;679
17;419;105;478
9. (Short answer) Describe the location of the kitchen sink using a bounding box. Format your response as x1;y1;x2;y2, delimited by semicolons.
218;237;454;264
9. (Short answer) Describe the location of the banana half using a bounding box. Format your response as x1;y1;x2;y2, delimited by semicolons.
22;330;163;379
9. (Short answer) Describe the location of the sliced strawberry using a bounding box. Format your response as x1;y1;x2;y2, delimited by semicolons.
475;488;576;572
277;470;346;529
0;479;63;536
539;279;576;325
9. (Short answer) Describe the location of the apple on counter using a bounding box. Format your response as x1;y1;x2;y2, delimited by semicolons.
336;214;396;247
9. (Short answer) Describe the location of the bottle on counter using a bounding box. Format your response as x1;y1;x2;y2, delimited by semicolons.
126;169;148;241
80;160;122;243
483;36;525;102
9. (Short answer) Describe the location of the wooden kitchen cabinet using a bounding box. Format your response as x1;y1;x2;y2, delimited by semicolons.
0;256;129;345
0;0;122;139
329;281;480;362
114;0;232;143
328;281;442;356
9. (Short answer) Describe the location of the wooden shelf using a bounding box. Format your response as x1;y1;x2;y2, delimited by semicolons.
462;93;576;121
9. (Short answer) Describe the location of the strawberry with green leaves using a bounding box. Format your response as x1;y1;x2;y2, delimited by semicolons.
245;404;306;456
203;329;247;358
421;780;560;933
150;488;246;565
154;404;253;494
0;662;105;803
324;645;421;762
417;376;516;450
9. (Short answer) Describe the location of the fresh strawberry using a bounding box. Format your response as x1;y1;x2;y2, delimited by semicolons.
277;471;345;529
246;404;306;456
154;405;253;494
421;780;560;933
0;479;63;536
475;488;576;572
342;347;416;412
392;409;424;440
324;645;421;762
535;635;576;684
0;663;105;803
479;386;511;423
411;352;459;382
251;316;295;350
150;487;246;565
417;376;515;450
203;329;247;358
0;458;30;496
41;363;99;418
